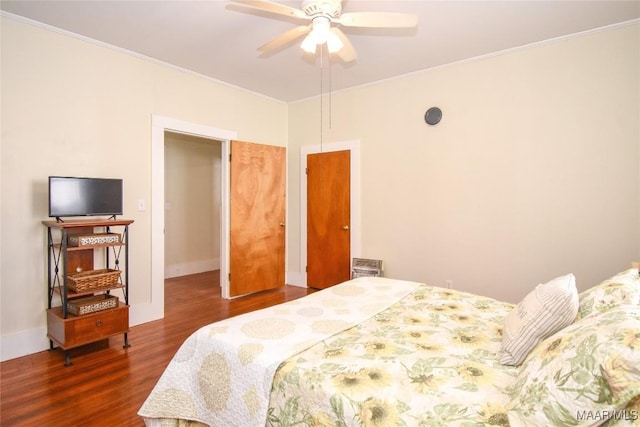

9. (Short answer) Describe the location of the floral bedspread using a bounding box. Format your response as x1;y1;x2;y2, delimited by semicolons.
138;277;423;427
267;283;519;427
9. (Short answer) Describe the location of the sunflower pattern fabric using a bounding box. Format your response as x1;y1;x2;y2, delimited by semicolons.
576;268;640;321
267;284;519;427
507;305;640;427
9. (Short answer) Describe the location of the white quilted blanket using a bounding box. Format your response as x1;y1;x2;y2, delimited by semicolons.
138;277;422;427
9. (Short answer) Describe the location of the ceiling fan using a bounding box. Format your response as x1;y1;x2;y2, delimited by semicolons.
229;0;418;62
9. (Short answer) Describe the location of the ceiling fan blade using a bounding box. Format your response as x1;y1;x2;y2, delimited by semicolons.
337;12;418;28
259;25;312;53
331;27;357;62
230;0;308;20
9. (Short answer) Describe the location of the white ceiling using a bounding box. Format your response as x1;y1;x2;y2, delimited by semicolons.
2;0;638;102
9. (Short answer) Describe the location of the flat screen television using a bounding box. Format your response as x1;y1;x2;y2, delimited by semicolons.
48;176;123;219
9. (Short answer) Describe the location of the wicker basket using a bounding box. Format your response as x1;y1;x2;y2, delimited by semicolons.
68;269;121;292
68;233;121;247
67;294;119;316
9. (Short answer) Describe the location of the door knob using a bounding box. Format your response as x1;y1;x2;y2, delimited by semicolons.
280;222;286;227
343;225;349;230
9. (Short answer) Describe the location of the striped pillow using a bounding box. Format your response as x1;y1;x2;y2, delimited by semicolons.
500;274;578;366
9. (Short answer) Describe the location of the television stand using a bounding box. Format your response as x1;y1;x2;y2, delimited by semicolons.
54;215;119;223
42;218;134;365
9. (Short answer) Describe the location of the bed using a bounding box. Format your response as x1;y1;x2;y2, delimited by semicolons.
139;268;640;427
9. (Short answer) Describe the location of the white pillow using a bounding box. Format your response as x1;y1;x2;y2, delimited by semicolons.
500;274;578;366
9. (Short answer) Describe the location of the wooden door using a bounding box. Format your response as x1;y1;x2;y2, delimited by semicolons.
229;140;286;297
307;150;351;289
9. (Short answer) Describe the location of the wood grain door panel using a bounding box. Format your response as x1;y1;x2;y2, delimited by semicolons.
229;141;286;297
307;150;351;289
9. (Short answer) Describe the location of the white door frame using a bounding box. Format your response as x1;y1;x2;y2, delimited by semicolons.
150;115;237;320
300;140;361;287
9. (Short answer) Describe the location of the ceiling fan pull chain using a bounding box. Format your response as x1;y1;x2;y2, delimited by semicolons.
320;46;324;154
328;51;332;131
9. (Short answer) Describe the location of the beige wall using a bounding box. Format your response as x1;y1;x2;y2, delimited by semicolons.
0;16;287;360
288;23;640;303
164;132;222;278
1;14;638;361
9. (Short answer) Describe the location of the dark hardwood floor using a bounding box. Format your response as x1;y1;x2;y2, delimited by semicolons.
0;271;315;426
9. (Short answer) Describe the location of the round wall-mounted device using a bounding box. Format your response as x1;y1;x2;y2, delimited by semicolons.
424;107;442;125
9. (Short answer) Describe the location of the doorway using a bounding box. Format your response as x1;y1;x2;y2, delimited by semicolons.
149;116;287;325
148;116;236;323
164;132;221;279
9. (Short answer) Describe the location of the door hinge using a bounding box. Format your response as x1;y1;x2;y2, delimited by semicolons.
228;273;231;281
305;266;308;272
229;153;232;162
305;167;308;175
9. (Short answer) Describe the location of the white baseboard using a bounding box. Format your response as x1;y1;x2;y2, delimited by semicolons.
286;271;306;287
165;258;220;279
129;301;164;327
1;327;50;362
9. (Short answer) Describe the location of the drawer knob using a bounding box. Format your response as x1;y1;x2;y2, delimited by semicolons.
96;319;103;327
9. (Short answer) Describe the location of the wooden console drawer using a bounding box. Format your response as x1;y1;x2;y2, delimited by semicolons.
47;304;129;350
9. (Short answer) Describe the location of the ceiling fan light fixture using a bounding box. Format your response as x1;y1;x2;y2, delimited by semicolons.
300;16;343;54
310;17;330;44
301;34;317;53
232;0;417;63
326;32;343;53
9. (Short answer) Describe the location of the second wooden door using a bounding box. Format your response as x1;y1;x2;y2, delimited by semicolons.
307;150;351;289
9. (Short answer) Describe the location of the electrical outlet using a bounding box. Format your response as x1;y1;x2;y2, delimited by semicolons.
445;280;452;289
